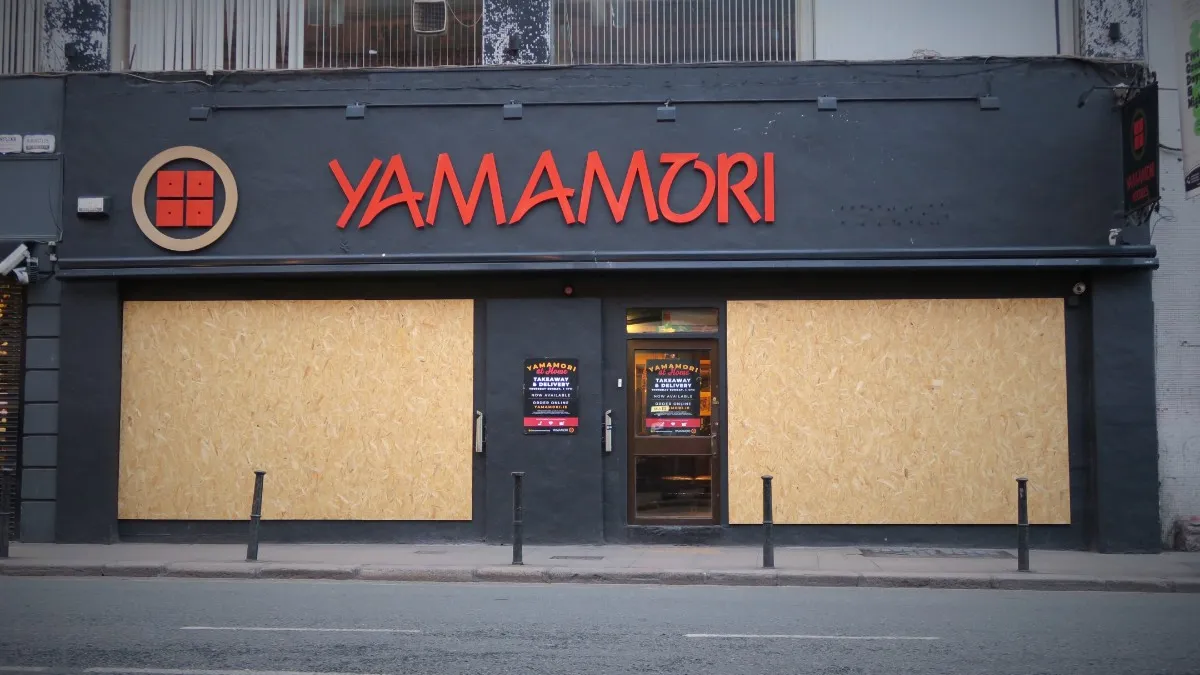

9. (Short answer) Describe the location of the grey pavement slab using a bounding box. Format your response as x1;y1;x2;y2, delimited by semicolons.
2;542;1197;592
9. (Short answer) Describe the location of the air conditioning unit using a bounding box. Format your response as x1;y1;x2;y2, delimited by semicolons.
413;0;448;34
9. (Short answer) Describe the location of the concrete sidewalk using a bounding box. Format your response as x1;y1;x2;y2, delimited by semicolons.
2;542;1199;593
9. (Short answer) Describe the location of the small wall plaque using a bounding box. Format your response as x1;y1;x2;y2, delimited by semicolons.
0;134;21;154
22;134;55;153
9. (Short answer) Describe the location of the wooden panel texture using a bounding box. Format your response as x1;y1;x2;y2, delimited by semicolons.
726;299;1069;525
118;299;474;521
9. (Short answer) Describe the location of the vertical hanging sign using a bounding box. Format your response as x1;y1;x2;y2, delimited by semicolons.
1122;83;1160;213
1180;0;1200;198
645;359;702;435
523;359;580;435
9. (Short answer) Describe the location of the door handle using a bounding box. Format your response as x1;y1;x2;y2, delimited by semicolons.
474;410;485;453
603;409;613;453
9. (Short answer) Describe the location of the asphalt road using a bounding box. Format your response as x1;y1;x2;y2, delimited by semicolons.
1;577;1198;675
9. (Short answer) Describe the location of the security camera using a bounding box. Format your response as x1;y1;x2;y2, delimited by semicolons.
0;244;30;276
1072;282;1087;296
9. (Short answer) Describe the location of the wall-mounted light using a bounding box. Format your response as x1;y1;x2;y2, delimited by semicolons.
189;106;211;121
76;196;111;218
817;96;837;111
346;103;366;119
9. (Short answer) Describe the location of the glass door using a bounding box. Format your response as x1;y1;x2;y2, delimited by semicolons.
626;339;719;524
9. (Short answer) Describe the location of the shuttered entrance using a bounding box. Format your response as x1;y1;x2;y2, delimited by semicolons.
0;281;24;538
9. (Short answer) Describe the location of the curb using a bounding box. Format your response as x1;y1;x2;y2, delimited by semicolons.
0;560;1194;592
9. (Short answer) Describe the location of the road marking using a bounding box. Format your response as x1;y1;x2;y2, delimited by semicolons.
179;627;419;634
85;669;389;675
684;633;940;641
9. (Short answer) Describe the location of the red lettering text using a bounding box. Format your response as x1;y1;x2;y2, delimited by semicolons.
510;150;577;225
426;152;506;226
577;150;659;224
330;150;776;229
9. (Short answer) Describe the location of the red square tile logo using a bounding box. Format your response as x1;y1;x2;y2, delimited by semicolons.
155;200;184;227
133;147;238;252
156;170;185;199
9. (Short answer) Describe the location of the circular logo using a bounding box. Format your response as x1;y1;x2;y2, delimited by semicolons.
131;146;238;252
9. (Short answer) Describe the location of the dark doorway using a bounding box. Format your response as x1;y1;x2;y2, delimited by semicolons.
483;298;604;543
626;339;720;525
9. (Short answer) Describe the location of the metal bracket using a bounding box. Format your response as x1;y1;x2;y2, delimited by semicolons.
474;410;485;453
979;96;1001;111
503;102;523;120
817;96;837;111
603;409;613;453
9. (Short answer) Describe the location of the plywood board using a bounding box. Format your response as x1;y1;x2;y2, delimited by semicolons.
726;299;1069;525
118;299;474;521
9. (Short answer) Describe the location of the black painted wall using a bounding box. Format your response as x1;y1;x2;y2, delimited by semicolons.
47;60;1163;551
1089;270;1160;552
484;298;604;544
57;59;1146;274
49;270;1159;550
0;76;64;543
55;280;121;543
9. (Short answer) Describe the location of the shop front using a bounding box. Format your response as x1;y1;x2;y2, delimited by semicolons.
53;59;1161;552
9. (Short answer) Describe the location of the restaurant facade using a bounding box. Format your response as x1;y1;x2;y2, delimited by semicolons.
33;56;1161;552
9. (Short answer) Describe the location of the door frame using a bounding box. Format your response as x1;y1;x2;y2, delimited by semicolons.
625;337;722;526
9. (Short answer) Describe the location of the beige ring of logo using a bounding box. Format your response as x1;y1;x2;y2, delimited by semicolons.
131;146;238;253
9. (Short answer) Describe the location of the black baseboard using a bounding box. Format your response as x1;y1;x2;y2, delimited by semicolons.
118;520;482;544
118;520;1088;550
623;524;1088;550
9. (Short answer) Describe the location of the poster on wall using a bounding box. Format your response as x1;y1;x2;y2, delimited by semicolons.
523;359;579;435
1180;0;1200;199
645;359;702;435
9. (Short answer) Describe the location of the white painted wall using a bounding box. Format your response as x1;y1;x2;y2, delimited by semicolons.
811;0;1061;60
1148;0;1200;544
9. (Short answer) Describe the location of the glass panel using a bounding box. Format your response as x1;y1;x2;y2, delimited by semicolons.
635;455;713;519
633;349;712;437
626;308;718;334
552;0;799;66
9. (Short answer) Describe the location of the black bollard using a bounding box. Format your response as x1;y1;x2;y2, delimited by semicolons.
246;470;266;562
762;475;774;569
0;467;13;559
1016;476;1029;572
512;472;524;566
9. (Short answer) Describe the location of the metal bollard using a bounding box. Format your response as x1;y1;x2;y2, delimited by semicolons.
762;475;774;569
512;472;525;566
0;467;13;559
246;470;266;562
1016;476;1030;572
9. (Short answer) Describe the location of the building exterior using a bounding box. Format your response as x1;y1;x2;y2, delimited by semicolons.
0;0;1169;552
1148;0;1200;547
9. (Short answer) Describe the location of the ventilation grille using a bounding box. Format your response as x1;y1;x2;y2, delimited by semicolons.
412;0;448;34
0;281;25;539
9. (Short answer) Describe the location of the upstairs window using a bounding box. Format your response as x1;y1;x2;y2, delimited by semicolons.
120;0;482;71
0;0;45;75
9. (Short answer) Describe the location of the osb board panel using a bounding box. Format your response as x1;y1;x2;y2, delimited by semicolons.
726;299;1069;525
119;299;474;521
